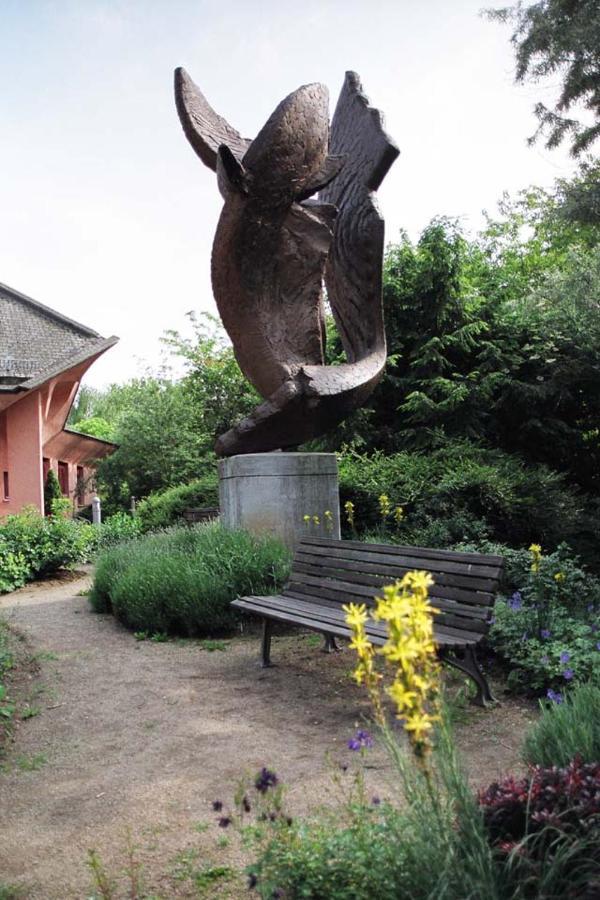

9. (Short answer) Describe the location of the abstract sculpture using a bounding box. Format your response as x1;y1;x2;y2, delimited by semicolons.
174;69;399;456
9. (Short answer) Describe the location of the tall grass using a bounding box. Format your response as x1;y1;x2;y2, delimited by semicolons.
89;522;291;636
522;681;600;767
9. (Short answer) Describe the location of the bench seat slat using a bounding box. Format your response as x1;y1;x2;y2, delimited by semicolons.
301;536;504;568
286;581;490;624
232;595;473;647
283;588;488;635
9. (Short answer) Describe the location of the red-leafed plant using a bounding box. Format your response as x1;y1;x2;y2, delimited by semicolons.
479;756;600;850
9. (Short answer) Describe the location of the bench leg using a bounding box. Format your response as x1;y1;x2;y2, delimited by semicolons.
261;618;275;668
440;647;497;708
322;634;340;653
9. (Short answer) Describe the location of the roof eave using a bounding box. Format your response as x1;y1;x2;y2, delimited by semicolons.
20;335;120;390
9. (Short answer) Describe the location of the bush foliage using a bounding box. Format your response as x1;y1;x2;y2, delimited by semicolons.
89;523;290;636
337;442;593;559
523;682;600;767
136;476;218;532
0;508;96;593
0;508;144;594
487;544;600;693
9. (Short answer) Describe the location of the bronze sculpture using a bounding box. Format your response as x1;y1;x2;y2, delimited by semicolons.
174;69;398;456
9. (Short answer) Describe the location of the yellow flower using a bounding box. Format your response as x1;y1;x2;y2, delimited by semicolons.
554;572;565;583
312;515;320;526
302;514;311;525
342;602;369;628
394;506;404;524
387;680;418;711
344;500;355;529
324;510;333;532
344;570;441;760
378;493;391;519
529;543;542;574
404;711;436;741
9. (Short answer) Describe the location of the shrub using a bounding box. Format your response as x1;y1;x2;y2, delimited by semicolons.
523;682;600;767
89;523;290;635
96;511;142;549
43;470;62;516
0;508;95;593
488;544;600;693
250;802;413;899
338;441;593;560
136;476;219;532
480;760;600;845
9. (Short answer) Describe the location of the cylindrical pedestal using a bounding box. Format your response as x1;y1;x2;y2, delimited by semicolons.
218;453;341;549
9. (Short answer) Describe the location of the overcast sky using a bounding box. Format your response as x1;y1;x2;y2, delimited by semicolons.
0;0;575;388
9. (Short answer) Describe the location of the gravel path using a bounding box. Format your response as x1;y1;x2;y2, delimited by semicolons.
0;571;534;898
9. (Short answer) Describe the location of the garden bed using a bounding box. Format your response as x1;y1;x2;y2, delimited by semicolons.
0;571;537;899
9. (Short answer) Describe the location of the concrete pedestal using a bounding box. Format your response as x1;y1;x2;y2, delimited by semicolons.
218;453;341;549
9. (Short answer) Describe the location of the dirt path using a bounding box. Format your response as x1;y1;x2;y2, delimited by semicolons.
0;572;536;899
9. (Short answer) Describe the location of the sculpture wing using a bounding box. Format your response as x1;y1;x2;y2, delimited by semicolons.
174;67;251;170
319;71;399;363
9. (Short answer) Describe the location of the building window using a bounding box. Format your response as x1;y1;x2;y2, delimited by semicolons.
2;471;8;500
57;461;69;496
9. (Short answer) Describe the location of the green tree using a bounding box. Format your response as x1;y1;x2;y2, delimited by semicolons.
44;469;63;515
162;311;259;449
97;377;207;508
488;0;600;155
72;416;115;442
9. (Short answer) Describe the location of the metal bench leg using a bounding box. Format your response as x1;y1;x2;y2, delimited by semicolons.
440;647;497;707
261;618;275;668
322;634;340;653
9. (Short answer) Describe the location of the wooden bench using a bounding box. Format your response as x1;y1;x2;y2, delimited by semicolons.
232;537;504;707
182;507;220;525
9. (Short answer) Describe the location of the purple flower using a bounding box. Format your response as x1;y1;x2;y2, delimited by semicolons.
218;816;232;828
588;603;595;613
563;668;574;681
546;689;563;704
596;642;600;651
541;629;551;640
255;768;278;794
508;592;523;611
371;795;381;806
212;800;223;811
591;623;599;633
348;729;374;751
560;651;571;664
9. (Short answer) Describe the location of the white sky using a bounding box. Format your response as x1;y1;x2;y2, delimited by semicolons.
0;0;575;388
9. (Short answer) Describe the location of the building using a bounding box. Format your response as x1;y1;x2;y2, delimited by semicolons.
0;282;119;516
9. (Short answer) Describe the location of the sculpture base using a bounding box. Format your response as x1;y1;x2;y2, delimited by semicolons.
218;453;341;550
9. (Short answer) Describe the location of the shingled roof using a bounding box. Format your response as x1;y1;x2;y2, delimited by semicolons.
0;282;118;391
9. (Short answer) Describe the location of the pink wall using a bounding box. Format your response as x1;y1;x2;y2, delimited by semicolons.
1;391;44;515
0;358;116;517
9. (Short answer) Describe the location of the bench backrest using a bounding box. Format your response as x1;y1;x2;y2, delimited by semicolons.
286;538;504;635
